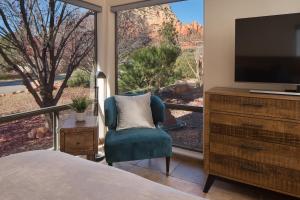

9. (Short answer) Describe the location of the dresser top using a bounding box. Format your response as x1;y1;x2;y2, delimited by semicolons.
206;87;300;101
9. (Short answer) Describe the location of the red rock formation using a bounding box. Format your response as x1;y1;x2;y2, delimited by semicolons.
176;21;203;37
118;4;203;52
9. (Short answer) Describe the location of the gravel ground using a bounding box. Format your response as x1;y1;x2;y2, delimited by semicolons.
0;87;91;116
0;116;52;157
167;110;203;152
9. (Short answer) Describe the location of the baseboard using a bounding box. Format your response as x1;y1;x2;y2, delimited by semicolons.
172;147;203;160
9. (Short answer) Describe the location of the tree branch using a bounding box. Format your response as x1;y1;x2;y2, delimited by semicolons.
54;11;93;63
0;46;42;106
19;0;42;70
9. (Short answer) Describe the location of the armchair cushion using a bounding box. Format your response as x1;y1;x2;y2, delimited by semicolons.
104;95;165;130
105;128;172;163
115;93;155;130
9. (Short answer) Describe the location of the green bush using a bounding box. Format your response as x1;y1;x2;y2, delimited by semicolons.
119;44;181;93
118;21;184;93
70;96;91;113
68;69;91;88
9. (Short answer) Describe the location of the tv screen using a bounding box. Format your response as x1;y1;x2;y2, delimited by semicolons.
235;13;300;84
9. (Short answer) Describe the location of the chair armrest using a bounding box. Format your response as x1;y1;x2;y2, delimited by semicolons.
151;96;165;125
104;97;117;130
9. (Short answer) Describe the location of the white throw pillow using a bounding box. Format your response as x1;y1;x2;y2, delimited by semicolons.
115;93;155;131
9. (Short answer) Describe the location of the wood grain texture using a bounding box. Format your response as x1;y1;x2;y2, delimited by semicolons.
204;87;300;198
204;94;210;172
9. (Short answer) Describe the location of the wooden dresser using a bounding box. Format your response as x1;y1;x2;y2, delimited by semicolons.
203;87;300;198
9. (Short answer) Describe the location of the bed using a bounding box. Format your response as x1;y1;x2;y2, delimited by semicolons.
0;150;205;200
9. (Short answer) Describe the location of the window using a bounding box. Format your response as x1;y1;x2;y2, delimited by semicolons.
0;0;100;157
114;0;204;151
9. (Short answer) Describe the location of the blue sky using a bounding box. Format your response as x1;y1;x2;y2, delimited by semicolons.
170;0;204;25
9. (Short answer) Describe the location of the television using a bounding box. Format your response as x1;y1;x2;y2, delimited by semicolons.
235;13;300;85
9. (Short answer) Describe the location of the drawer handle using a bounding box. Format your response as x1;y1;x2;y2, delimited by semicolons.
240;144;265;151
76;142;81;145
241;123;263;129
240;164;261;174
241;103;264;108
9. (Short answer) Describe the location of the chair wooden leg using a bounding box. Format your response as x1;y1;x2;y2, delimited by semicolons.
166;157;170;176
108;162;113;166
203;174;215;193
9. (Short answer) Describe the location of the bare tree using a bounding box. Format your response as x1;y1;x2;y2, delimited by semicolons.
0;0;94;108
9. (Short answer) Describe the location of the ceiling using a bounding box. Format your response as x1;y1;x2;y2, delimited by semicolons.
83;0;145;6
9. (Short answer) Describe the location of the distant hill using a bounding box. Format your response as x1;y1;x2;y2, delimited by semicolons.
117;4;203;60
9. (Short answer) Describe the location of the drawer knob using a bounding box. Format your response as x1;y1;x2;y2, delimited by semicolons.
76;142;80;145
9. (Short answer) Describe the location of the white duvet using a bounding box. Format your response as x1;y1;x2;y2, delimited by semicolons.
0;150;205;200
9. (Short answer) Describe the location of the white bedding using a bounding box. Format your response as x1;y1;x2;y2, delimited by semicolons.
0;150;205;200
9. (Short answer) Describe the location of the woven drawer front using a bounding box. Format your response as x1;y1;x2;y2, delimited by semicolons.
210;113;300;147
210;133;300;170
209;94;300;120
210;153;300;197
64;132;94;153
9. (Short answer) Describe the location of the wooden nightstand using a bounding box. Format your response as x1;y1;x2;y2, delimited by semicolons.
60;116;98;161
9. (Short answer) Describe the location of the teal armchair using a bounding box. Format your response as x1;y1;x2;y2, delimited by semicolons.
104;95;172;175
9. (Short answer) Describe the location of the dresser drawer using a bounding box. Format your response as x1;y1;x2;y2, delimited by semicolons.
209;94;300;120
63;132;94;153
210;133;300;170
210;153;300;197
210;112;300;147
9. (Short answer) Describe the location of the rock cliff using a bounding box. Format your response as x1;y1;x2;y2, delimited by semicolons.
117;4;203;55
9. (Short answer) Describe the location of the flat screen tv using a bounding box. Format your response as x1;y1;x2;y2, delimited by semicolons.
235;13;300;84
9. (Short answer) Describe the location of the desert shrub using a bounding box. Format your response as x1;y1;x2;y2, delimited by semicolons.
175;51;197;79
119;21;182;93
68;69;91;88
119;44;181;93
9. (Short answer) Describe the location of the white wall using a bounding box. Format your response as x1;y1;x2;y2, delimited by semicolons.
204;0;300;91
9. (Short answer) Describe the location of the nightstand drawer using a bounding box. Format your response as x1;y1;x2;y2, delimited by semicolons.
64;132;94;152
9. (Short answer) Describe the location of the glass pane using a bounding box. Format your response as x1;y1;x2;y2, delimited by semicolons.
162;109;203;152
0;1;96;116
0;0;96;157
116;1;204;98
116;0;204;152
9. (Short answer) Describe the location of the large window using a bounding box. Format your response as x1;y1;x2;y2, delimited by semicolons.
115;0;204;151
0;0;100;157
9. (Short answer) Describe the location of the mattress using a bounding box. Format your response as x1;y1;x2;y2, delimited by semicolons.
0;150;205;200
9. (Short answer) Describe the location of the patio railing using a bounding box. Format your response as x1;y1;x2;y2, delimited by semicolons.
0;104;71;150
0;102;204;155
165;103;203;113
